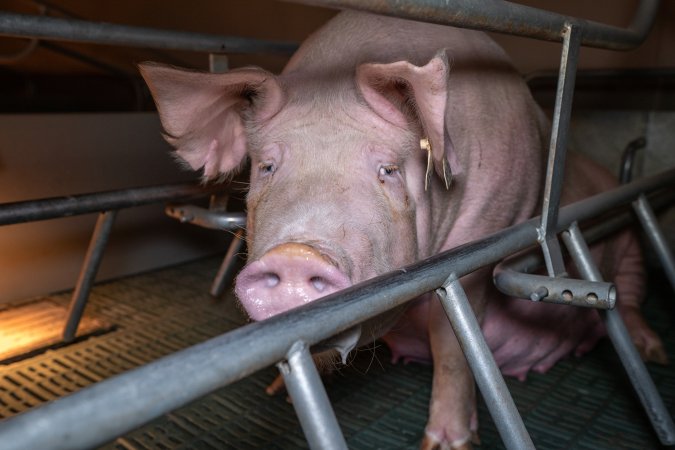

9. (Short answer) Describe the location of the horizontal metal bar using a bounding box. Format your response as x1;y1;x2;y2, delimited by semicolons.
283;0;659;50
0;11;298;55
0;182;227;225
165;204;246;231
0;167;673;450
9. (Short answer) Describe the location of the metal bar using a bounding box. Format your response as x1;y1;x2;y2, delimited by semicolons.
493;268;616;309
561;223;675;446
278;341;348;450
619;137;647;184
0;168;673;450
0;11;298;55
0;182;226;225
436;276;534;450
62;210;118;342
164;204;246;231
539;23;581;277
634;195;675;290
210;229;246;297
282;0;660;50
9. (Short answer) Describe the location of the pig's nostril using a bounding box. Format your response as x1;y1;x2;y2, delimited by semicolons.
263;273;280;288
310;276;328;292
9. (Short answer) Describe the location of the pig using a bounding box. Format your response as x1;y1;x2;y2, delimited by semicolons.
140;11;666;450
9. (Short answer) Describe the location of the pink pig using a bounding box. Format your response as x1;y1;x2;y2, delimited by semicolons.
140;11;665;449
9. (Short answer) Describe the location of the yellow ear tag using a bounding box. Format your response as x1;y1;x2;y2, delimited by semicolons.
420;137;433;192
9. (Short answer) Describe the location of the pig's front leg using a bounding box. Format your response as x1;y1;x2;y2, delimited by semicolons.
421;270;491;450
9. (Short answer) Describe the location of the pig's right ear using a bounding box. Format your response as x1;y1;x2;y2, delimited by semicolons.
139;62;283;179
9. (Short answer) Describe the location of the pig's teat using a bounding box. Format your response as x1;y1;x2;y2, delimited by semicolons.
235;243;351;321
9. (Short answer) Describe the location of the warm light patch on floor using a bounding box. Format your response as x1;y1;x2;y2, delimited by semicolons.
0;300;107;363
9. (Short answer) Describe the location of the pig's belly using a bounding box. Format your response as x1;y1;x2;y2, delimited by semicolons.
381;295;606;381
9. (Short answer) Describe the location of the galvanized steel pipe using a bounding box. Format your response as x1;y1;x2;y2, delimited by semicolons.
284;0;660;50
0;11;298;55
0;182;227;225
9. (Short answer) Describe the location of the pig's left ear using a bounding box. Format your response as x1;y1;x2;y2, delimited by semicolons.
356;50;456;188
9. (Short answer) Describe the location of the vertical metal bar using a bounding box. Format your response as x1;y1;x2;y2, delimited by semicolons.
278;341;347;450
561;222;675;445
539;23;582;277
210;229;245;297
436;276;534;450
62;210;118;342
209;53;229;73
633;195;675;291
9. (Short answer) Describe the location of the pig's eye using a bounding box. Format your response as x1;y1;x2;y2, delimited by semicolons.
378;164;400;183
258;161;276;176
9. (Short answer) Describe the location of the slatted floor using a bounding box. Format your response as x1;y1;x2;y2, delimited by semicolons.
0;256;673;449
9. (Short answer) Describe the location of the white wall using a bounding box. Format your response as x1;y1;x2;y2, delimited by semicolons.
0;113;232;304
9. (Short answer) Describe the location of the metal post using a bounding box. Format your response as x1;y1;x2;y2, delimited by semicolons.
210;229;246;297
62;210;118;342
539;23;581;277
633;195;675;291
436;275;534;450
278;341;348;450
561;222;675;445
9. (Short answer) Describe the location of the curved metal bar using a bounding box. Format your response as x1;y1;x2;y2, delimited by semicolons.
283;0;660;50
0;11;298;55
493;268;616;309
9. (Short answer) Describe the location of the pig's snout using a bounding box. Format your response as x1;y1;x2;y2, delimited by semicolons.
235;243;351;321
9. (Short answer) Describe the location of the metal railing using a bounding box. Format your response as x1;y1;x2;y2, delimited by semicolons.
0;167;673;450
0;1;673;449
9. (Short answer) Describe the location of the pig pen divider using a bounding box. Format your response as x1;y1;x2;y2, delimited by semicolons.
0;167;673;450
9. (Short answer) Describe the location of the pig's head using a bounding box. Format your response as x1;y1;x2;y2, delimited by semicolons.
140;53;455;327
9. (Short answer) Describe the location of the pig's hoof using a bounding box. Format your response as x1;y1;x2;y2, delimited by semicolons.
419;433;475;450
265;374;286;396
621;307;669;365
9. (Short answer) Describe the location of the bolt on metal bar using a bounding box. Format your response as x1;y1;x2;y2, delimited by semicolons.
633;195;675;291
282;0;659;50
210;229;246;297
0;182;226;226
539;23;581;277
278;341;348;450
436;276;534;450
0;168;673;450
62;210;118;342
0;11;298;55
561;222;675;446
